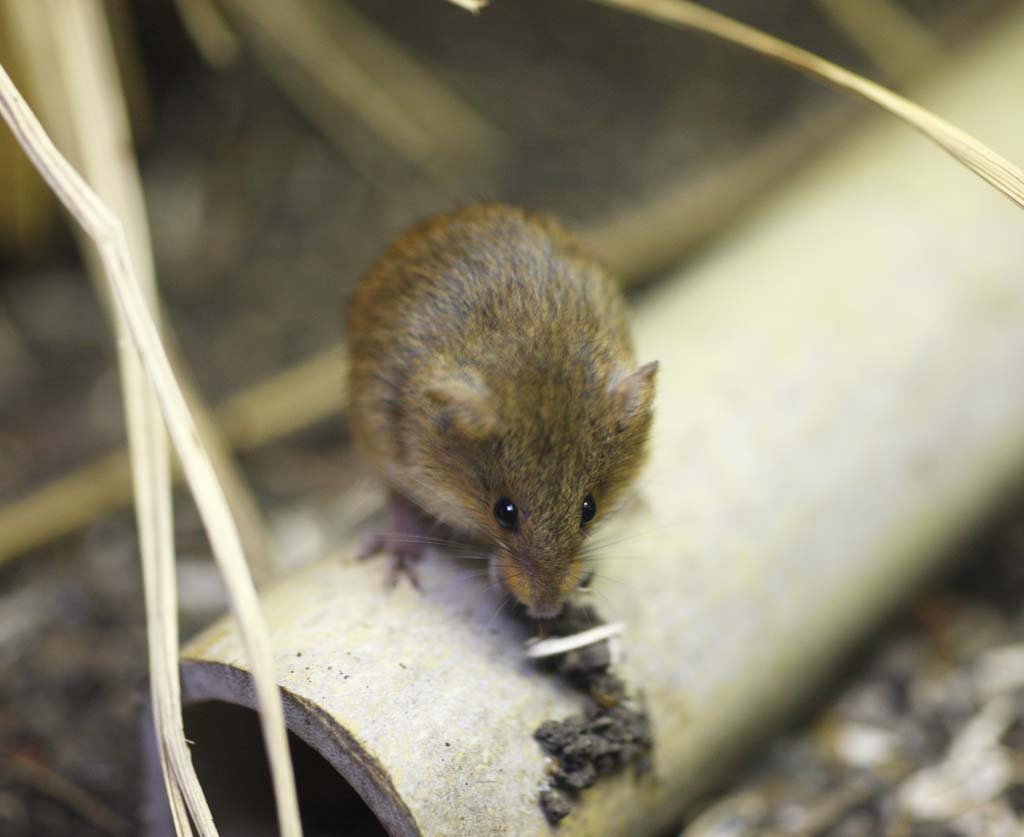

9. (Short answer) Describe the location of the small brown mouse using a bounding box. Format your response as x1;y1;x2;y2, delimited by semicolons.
348;204;657;618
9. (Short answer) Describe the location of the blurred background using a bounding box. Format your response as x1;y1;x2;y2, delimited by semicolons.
1;1;1023;834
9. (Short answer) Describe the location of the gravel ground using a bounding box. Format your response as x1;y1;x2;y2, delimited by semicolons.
683;510;1024;837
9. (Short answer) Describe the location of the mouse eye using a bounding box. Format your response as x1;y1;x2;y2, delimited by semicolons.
581;494;597;526
493;497;518;531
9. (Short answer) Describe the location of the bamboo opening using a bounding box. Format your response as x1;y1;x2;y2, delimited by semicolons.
183;701;385;837
142;660;416;835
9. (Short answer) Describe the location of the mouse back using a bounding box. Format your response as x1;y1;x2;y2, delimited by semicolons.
348;204;658;616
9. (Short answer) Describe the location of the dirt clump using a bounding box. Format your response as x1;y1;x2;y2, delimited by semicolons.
529;603;654;825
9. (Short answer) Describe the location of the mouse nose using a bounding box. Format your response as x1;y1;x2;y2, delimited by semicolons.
492;554;577;618
526;597;565;619
523;554;584;620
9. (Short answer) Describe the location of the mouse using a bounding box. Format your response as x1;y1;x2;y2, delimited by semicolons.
348;204;658;618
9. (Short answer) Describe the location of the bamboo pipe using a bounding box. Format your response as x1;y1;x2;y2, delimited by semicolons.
157;8;1024;833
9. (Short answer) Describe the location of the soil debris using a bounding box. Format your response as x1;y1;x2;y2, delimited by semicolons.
539;789;572;825
536;703;654;794
529;603;654;825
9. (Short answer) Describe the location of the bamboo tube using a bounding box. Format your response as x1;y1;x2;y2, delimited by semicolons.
157;9;1024;833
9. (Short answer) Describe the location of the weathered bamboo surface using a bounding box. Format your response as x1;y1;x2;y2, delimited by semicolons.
170;10;1024;835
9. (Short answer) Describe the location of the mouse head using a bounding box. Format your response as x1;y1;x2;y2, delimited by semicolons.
419;360;658;618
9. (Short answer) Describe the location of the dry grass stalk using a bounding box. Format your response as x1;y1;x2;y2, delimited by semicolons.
0;2;60;254
8;0;204;830
0;51;302;837
589;0;1024;210
0;347;348;568
102;0;155;142
11;2;275;821
524;623;625;659
0;449;133;567
444;0;488;11
10;751;131;836
0;16;56;256
213;344;347;450
5;0;273;586
815;0;940;79
172;0;240;67
0;126;54;253
586;107;854;282
217;0;502;188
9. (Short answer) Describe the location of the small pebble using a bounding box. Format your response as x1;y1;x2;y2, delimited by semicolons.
540;789;572;824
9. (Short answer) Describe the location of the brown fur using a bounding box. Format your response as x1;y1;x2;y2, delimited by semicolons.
348;205;657;617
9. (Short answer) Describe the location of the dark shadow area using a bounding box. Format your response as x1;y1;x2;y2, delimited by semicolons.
184;701;387;837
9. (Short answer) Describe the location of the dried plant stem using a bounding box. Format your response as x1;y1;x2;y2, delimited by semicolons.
587;106;853;282
525;623;625;659
443;0;487;12
10;752;131;837
0;348;347;568
815;0;940;79
0;52;302;837
0;8;56;254
19;1;206;831
171;350;275;586
216;0;502;188
589;0;1024;210
172;0;240;67
5;0;272;584
0;450;132;565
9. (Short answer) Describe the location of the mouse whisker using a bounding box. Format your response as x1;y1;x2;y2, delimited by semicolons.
574;560;628;593
580;546;644;564
584;589;619;616
584;520;683;553
474;526;506;553
449;568;495;589
583;568;626;588
487;592;514;627
368;532;487;554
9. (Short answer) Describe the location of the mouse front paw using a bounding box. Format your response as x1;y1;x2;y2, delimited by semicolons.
357;531;425;590
356;491;441;591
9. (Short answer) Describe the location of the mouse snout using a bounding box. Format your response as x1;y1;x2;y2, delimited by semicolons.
491;551;584;620
526;596;565;619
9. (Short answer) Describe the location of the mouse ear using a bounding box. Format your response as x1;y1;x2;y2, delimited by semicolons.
608;360;659;426
425;369;498;439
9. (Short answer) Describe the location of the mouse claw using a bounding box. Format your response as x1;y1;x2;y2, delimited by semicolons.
385;552;423;591
357;531;425;591
356;533;385;562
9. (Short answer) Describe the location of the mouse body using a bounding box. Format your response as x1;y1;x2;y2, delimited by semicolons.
348;205;657;617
